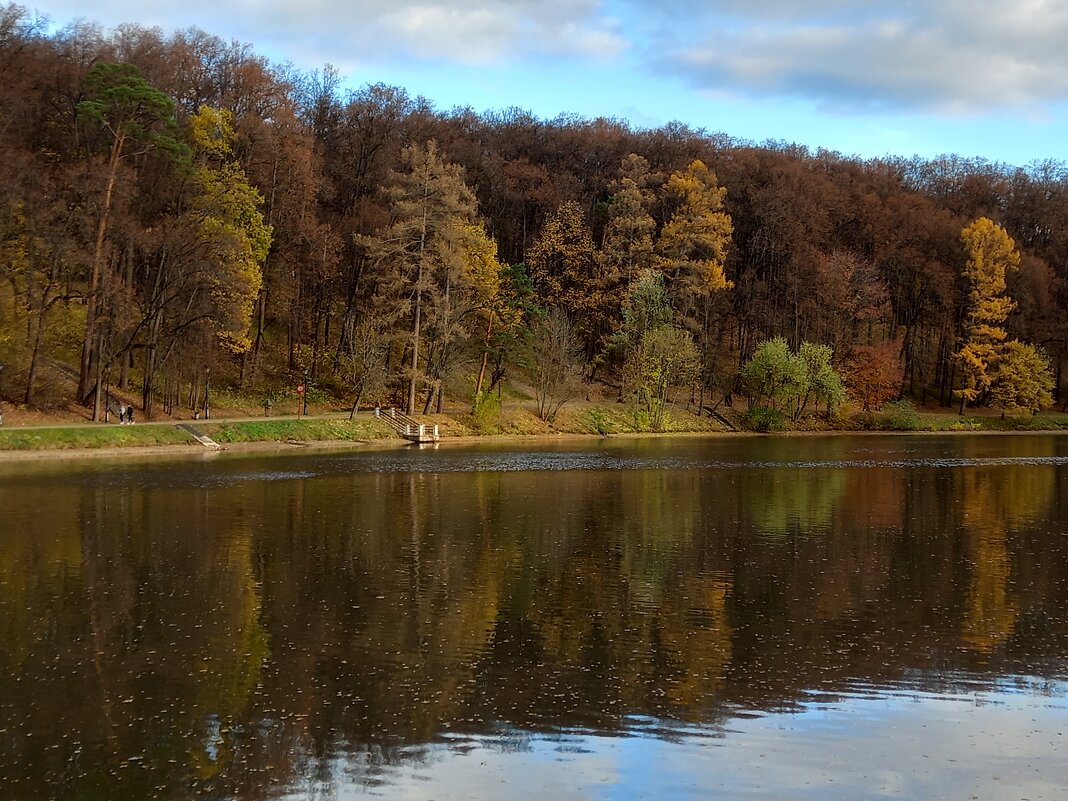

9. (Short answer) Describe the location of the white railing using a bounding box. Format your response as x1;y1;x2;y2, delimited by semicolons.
402;424;439;439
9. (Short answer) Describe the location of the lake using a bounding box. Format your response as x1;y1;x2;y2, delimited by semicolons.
1;433;1067;800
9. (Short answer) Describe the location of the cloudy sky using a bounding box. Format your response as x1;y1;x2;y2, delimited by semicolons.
28;0;1068;164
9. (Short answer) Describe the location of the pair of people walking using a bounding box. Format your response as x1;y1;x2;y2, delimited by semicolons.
116;404;135;424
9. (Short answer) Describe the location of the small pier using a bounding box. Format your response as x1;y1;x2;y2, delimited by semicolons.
375;408;440;444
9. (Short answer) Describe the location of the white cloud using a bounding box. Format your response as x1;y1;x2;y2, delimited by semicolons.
646;0;1068;114
30;1;1068;118
32;0;626;66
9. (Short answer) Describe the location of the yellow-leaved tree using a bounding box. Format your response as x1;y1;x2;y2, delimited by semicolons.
957;217;1017;413
989;340;1055;417
189;106;272;354
956;217;1053;416
653;159;733;411
656;159;733;303
421;218;504;413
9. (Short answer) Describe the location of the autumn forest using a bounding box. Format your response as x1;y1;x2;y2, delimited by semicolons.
1;4;1066;424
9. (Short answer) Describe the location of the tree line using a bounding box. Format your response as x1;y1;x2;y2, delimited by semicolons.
1;3;1064;421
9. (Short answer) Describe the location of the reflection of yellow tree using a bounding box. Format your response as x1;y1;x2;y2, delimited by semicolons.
960;462;1053;653
188;519;269;778
657;575;732;710
620;471;700;589
392;529;509;737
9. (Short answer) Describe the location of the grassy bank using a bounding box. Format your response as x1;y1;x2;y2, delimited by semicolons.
0;415;395;452
2;402;1067;454
199;417;395;444
913;412;1068;432
441;402;1068;437
0;424;193;451
845;407;1068;433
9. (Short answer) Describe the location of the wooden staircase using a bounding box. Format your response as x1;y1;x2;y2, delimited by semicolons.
375;408;440;443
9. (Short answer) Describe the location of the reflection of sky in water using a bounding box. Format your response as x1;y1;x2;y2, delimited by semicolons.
307;682;1068;800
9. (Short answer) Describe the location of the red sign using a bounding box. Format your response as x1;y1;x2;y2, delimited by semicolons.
296;384;305;395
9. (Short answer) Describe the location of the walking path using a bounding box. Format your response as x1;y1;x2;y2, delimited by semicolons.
0;410;360;430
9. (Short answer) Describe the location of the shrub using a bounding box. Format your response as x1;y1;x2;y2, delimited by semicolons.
471;391;501;434
743;406;787;432
630;407;653;432
878;399;921;430
586;408;611;435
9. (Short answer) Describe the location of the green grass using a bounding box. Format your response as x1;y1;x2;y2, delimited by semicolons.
916;412;1068;432
2;404;1066;454
199;417;394;443
0;415;397;452
550;403;729;435
0;425;193;451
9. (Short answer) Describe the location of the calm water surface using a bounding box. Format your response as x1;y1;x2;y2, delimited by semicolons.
1;434;1067;800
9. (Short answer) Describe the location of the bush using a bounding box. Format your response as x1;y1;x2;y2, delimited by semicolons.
743;406;787;432
471;391;501;434
586;408;611;435
846;410;878;430
877;399;921;430
630;407;653;432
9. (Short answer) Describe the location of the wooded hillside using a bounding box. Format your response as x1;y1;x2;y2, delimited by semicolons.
2;4;1065;420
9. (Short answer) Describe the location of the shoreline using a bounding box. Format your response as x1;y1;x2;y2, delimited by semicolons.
1;422;1065;464
1;399;1067;464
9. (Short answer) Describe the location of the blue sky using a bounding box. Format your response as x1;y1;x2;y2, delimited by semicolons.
27;0;1068;166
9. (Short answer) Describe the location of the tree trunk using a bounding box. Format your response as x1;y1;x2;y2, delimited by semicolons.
241;290;266;388
142;344;156;418
349;387;364;420
25;307;47;406
408;261;423;416
311;292;324;380
142;312;162;418
79;131;125;400
92;331;104;422
474;316;494;396
289;264;302;370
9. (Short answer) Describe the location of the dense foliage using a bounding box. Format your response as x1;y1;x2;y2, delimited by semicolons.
1;4;1064;418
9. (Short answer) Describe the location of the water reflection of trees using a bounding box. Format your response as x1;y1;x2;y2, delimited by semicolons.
743;467;846;537
0;480;269;800
1;443;1067;800
956;447;1054;654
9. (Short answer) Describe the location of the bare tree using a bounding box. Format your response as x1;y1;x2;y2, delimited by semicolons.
530;307;584;423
